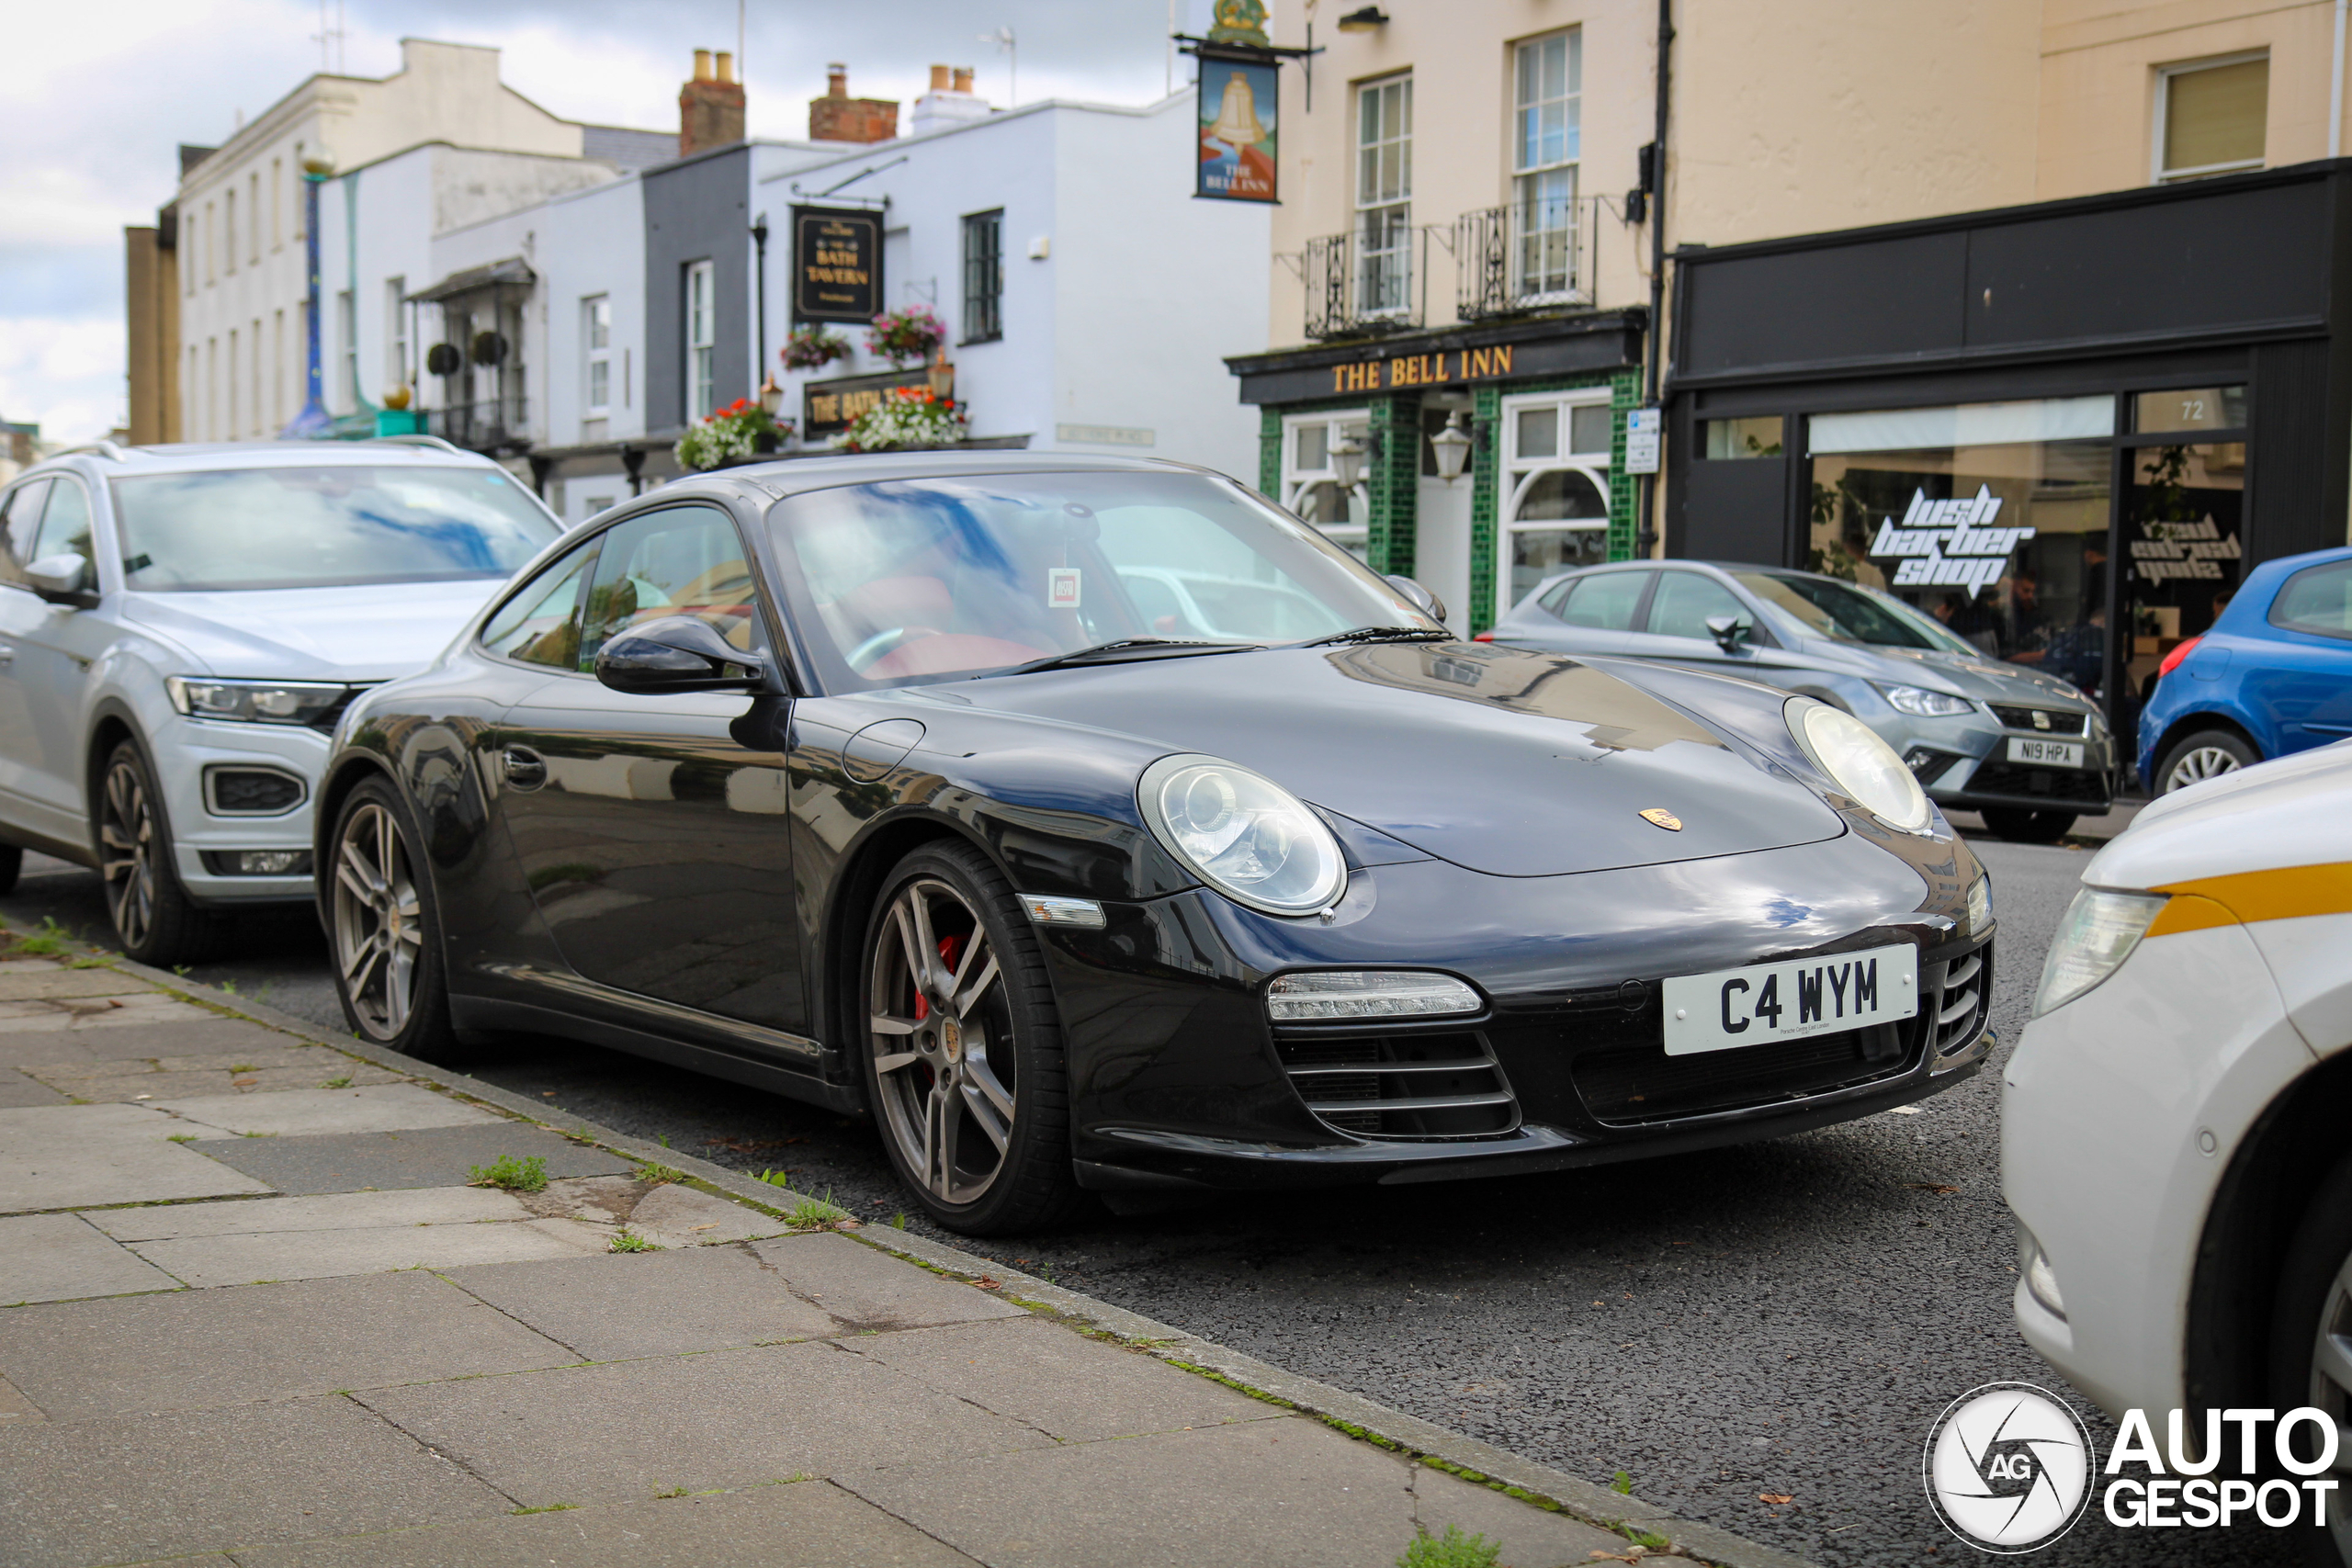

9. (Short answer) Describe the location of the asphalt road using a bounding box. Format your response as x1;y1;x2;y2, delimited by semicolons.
0;837;2297;1567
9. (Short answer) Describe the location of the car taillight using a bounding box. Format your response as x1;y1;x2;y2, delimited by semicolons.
2157;636;2201;679
1472;631;1495;642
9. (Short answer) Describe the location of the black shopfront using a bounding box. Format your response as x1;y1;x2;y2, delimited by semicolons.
1664;159;2352;744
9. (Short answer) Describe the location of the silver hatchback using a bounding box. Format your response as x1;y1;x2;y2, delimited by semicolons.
1487;561;2117;842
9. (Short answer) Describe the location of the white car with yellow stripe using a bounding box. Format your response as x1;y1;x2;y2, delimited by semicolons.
2003;741;2352;1555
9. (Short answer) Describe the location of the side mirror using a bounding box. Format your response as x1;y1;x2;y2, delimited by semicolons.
1385;574;1447;626
25;554;91;605
1705;615;1754;655
594;615;767;694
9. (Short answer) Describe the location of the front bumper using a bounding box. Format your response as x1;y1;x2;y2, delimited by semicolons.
157;716;330;906
2000;918;2312;1420
1043;828;1994;1192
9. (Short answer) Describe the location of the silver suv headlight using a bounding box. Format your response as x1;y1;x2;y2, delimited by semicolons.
1874;682;1974;718
1786;698;1933;833
167;676;350;727
1137;754;1347;916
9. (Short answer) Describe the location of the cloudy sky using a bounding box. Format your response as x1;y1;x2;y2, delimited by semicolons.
0;0;1216;443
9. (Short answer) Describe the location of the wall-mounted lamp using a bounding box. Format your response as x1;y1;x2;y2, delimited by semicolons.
1336;6;1391;31
1430;412;1472;481
926;353;956;402
1329;432;1365;491
758;376;784;417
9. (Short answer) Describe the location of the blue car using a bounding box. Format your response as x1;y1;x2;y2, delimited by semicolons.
2138;544;2352;793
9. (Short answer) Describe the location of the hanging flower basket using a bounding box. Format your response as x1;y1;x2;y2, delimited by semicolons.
835;387;969;453
676;399;790;470
865;305;948;369
783;325;853;371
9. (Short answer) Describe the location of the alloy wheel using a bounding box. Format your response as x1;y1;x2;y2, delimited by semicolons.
868;876;1017;1205
98;759;158;952
2307;1253;2352;1562
333;801;424;1040
2165;745;2242;791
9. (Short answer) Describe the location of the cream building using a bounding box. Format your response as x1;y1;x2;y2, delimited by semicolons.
167;39;628;445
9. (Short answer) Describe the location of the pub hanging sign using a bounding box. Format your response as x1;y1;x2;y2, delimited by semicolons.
1182;0;1311;205
791;205;882;324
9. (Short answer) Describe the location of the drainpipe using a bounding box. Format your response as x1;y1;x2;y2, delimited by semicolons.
278;163;333;438
2332;0;2346;159
1636;0;1672;557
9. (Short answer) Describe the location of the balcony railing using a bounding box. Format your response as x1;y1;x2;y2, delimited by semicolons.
1303;223;1429;341
1454;198;1600;321
1295;197;1606;342
424;399;529;453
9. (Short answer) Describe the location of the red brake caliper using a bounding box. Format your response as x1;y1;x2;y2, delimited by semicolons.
911;933;966;1022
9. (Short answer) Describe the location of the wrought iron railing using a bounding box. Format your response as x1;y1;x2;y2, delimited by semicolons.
1453;198;1599;321
1302;222;1429;341
424;399;529;453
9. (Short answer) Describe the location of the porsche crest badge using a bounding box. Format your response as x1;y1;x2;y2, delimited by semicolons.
1638;807;1683;831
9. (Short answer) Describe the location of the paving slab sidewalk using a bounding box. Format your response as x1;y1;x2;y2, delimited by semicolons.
0;936;1815;1568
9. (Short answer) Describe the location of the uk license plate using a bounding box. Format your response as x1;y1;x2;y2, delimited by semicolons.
1660;942;1919;1055
2007;737;2085;768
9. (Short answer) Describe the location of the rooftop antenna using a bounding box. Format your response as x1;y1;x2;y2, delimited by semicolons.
737;0;746;87
311;0;345;73
979;26;1015;106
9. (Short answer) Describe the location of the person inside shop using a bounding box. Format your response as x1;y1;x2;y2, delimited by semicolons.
1998;570;2052;667
1949;588;2003;658
2038;603;2106;700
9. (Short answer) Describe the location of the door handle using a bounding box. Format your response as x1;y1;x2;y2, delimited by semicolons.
500;746;548;789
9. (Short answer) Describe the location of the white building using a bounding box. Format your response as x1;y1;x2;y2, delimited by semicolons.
174;38;663;444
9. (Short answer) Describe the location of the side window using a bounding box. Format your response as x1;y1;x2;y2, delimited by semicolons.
481;539;600;669
1537;577;1579;617
0;479;50;586
2269;561;2352;641
31;479;95;570
1560;570;1648;631
578;506;763;671
1645;572;1749;640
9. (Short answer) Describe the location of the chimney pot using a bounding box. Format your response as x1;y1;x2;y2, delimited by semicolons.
827;62;847;96
693;49;712;82
929;63;951;91
682;48;747;156
952;66;974;94
716;51;734;85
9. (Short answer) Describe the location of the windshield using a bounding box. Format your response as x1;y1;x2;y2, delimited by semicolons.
110;466;560;592
765;470;1432;688
1734;571;1982;655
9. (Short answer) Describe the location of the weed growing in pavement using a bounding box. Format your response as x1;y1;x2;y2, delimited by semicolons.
512;1504;576;1515
11;918;72;957
657;1133;672;1148
322;1077;352;1089
1397;1524;1499;1568
1611;1471;1634;1495
172;964;190;976
652;1484;687;1497
227;1064;257;1074
67;956;108;969
609;1231;660;1254
469;1155;549;1192
1611;1524;1670;1551
167;1134;196;1144
218;980;239;996
890;1212;908;1230
785;1189;850;1228
636;1161;686;1186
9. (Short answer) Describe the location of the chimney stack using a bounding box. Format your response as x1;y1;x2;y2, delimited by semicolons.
809;62;899;145
911;62;992;136
680;47;746;157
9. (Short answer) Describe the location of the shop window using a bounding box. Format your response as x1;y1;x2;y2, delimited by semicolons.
962;209;1004;344
684;259;716;422
1808;394;2117;699
1703;416;1784;458
2122;441;2245;711
1356;76;1413;318
1282;412;1371;560
1499;390;1611;620
1512;30;1580;299
2156;53;2267;183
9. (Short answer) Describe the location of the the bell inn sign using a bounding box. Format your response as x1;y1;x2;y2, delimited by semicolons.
1327;344;1521;394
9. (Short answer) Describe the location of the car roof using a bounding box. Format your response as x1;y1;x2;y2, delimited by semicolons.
16;437;509;483
662;448;1217;504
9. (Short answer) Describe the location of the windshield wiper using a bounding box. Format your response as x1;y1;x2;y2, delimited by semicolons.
1295;625;1453;649
997;637;1261;676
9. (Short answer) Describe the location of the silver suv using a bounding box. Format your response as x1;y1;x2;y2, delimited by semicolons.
1488;561;2117;842
0;438;559;963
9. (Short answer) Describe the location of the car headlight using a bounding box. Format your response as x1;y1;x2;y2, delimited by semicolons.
167;676;351;727
1875;683;1975;718
1786;699;1933;833
1967;874;1992;936
1138;754;1347;916
1266;970;1481;1021
2032;887;2167;1017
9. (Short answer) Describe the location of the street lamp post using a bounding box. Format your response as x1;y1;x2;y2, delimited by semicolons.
278;161;334;437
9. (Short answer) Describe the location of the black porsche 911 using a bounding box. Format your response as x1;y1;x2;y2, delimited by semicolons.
317;452;1996;1234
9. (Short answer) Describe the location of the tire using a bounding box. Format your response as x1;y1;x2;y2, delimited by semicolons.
2268;1152;2352;1567
0;843;20;896
859;840;1080;1235
326;776;465;1065
1979;807;2077;844
2158;728;2259;794
95;738;227;966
